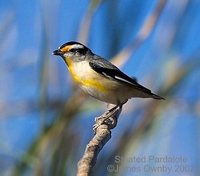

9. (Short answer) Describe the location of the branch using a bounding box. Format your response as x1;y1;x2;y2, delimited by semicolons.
111;0;167;67
77;105;122;176
77;0;103;44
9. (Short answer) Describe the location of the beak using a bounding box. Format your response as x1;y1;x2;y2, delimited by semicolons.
52;49;63;56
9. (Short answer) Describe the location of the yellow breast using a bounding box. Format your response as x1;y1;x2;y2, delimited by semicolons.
65;58;107;93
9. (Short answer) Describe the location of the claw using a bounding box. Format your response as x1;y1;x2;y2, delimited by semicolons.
93;104;122;133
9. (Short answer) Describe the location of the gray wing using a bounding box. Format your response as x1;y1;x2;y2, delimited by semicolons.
89;57;153;95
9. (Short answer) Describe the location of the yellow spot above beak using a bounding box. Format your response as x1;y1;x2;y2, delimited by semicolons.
60;45;71;53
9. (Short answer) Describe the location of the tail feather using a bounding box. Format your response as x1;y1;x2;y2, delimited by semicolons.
151;93;165;100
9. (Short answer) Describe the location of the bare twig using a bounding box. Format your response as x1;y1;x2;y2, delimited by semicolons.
111;0;167;67
77;105;122;176
77;0;103;44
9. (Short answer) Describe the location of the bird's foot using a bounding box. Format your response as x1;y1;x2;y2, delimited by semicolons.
93;105;122;132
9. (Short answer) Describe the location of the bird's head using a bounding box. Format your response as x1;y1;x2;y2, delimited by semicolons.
53;41;92;63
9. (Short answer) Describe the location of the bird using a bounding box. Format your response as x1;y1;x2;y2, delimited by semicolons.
53;41;164;106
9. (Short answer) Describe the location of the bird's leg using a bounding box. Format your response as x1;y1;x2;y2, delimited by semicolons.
93;104;122;132
94;104;118;122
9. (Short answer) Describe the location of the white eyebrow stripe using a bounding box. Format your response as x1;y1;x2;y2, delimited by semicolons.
58;44;84;50
70;44;84;49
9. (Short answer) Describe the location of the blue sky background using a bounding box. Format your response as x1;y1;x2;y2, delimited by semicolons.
0;0;200;175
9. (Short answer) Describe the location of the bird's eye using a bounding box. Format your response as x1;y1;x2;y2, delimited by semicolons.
70;48;87;55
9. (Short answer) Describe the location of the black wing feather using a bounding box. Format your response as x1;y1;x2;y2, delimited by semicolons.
89;59;152;94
